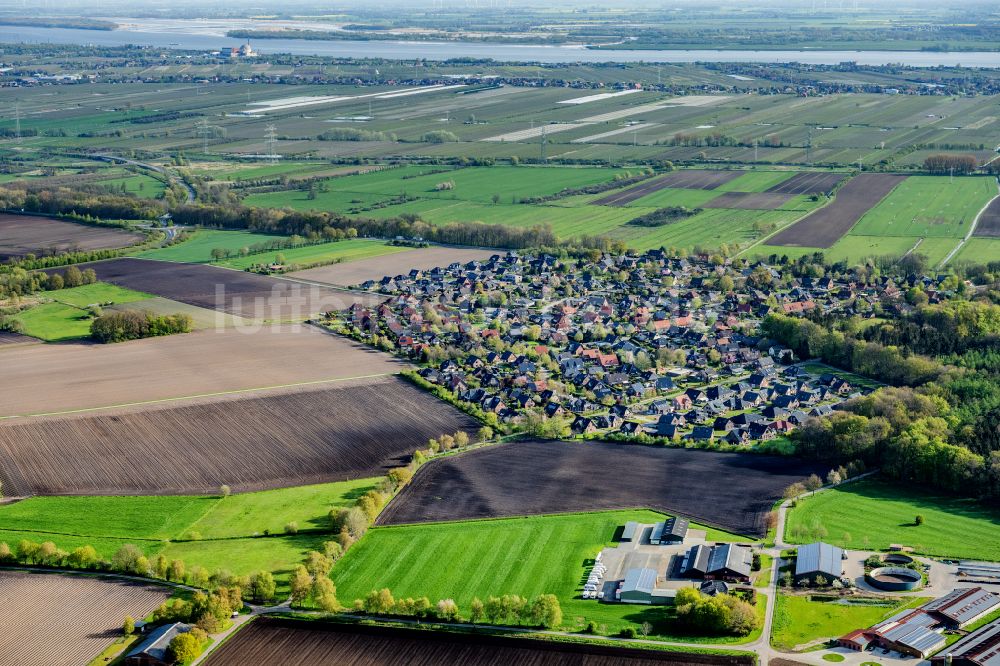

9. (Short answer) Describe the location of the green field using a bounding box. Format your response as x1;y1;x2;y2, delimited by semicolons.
771;594;929;651
136;229;290;263
15;282;152;341
849;176;995;239
785;478;1000;560
332;510;758;640
0;478;376;587
98;173;167;199
213;238;413;271
954;238;1000;265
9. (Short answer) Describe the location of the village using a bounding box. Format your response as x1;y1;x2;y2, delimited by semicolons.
331;249;942;445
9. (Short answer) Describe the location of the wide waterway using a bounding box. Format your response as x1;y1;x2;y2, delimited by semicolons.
3;24;1000;67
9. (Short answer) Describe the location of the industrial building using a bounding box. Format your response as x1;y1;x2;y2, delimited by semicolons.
794;542;845;583
679;543;753;583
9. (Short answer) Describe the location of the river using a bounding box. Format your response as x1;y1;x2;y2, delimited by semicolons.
2;24;1000;67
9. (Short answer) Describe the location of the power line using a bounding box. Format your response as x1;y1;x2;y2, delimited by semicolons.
265;124;278;164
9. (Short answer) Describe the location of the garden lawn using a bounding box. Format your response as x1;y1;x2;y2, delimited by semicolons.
212;239;412;271
136;229;287;263
771;594;929;651
332;510;757;641
785;478;1000;560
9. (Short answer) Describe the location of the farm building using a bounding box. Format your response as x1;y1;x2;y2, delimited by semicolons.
838;588;1000;658
620;521;640;542
651;516;689;545
930;618;1000;666
617;568;674;605
794;542;845;583
679;543;753;583
923;587;1000;628
124;622;192;666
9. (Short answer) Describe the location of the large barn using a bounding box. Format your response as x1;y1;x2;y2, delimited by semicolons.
794;542;845;583
679;543;753;583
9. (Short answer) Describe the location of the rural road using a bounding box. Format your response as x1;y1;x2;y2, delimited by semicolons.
939;176;999;267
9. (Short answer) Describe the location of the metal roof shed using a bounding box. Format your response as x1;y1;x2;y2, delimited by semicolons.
795;542;845;581
621;521;640;542
620;567;657;604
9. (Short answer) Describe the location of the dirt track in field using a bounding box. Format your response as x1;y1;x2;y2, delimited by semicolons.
704;191;791;210
766;174;907;248
0;325;404;417
0;571;170;666
0;377;478;496
66;258;373;319
378;439;824;537
765;172;846;196
290;246;498;287
203;618;748;666
591;170;744;206
973;196;1000;238
0;214;143;261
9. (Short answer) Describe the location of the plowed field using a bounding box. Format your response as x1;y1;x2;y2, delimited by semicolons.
379;439;823;536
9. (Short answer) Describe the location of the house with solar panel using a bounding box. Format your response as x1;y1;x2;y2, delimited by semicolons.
794;542;845;584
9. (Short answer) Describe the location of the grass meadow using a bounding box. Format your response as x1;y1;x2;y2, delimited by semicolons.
331;510;759;641
0;478;376;590
15;282;151;341
771;594;929;651
785;478;1000;560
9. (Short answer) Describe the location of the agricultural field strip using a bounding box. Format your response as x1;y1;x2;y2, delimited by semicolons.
245;84;461;113
0;571;171;666
0;325;405;418
0;377;479;496
571;122;658;143
766;174;908;248
972;189;1000;238
482;100;709;142
558;89;643;104
202;617;723;666
379;439;824;537
0;213;144;260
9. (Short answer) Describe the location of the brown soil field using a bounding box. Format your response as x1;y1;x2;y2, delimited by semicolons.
290;246;498;287
0;325;404;417
0;330;36;346
766;174;908;248
69;258;371;319
378;439;824;536
0;213;143;261
703;191;792;210
203;618;753;666
0;571;170;666
591;170;744;206
973;196;1000;238
0;377;478;496
766;172;847;196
